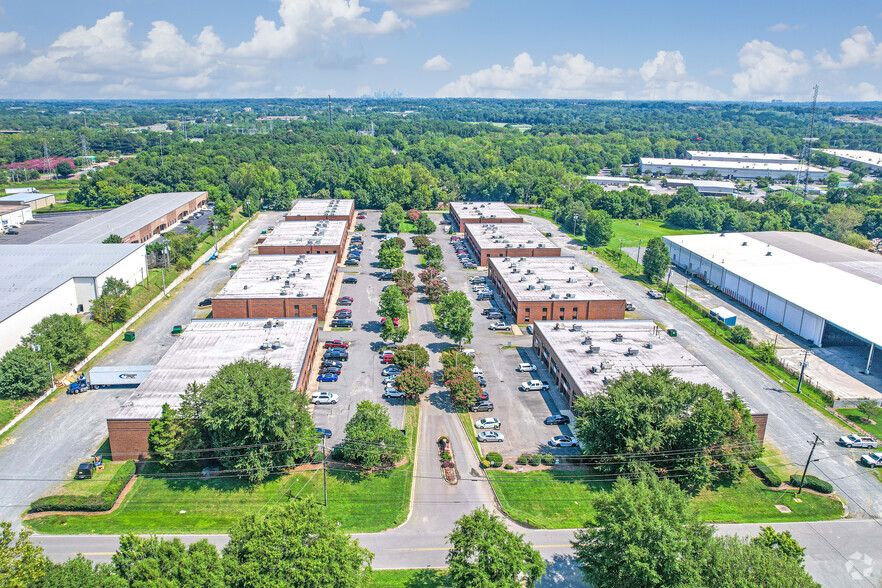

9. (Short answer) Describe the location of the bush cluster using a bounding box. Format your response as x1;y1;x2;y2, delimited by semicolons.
29;460;136;513
789;474;833;494
485;452;503;467
753;462;783;487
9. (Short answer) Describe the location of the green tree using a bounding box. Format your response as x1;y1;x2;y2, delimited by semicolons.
394;366;433;400
39;555;125;588
378;285;408;321
446;507;545;588
669;166;685;176
224;500;373;588
0;345;48;399
444;366;481;407
24;313;88;369
583;210;614;247
641;236;670;283
102;234;123;244
703;535;819;587
412;235;430;251
182;359;315;482
754;341;777;363
101;277;131;297
112;535;223;588
55;160;75;177
436;291;473;346
0;522;49;588
392;269;416;300
378;246;404;269
414;214;436;234
379;209;403;233
148;403;185;469
573;367;760;491
423;244;444;268
826;171;841;189
751;526;806;565
342;400;407;469
90;294;130;326
392;343;429;368
381;320;407;343
440;348;474;372
729;325;752;345
572;474;712;588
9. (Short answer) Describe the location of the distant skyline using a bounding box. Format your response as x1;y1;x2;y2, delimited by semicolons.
0;1;880;101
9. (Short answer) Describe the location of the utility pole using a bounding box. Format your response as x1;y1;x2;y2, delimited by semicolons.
664;268;673;300
797;434;823;494
635;239;644;274
160;268;167;297
796;348;810;394
213;221;218;253
322;436;328;507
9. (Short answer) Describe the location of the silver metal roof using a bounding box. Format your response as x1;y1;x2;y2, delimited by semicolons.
214;254;336;300
287;198;354;217
465;222;557;250
0;192;53;204
450;201;521;220
489;257;621;303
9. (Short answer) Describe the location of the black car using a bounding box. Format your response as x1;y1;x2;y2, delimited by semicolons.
380;272;395;281
470;401;494;412
6;229;18;235
198;298;212;307
331;319;353;328
544;415;570;425
481;307;500;316
75;462;94;479
321;360;342;368
476;377;488;388
323;350;348;361
320;366;342;375
344;259;359;266
342;277;358;284
315;427;332;439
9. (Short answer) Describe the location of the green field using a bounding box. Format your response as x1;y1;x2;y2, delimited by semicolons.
487;469;843;529
28;403;419;535
368;569;447;587
610;219;705;245
0;398;32;431
34;202;109;214
838;408;882;438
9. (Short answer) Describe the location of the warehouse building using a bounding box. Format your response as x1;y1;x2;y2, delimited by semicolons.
640;157;827;181
685;151;798;165
0;191;56;211
285;198;355;229
0;244;147;355
819;149;882;173
107;318;319;460
664;232;882;405
531;319;767;441
212;254;337;320
0;204;32;228
584;175;632;188
37;191;207;245
666;178;737;197
449;201;523;232
257;220;348;262
463;223;561;266
488;257;625;324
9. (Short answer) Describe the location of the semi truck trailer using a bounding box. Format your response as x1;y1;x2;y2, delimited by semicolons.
67;365;153;394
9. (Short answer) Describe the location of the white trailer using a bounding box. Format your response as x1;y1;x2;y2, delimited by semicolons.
87;365;154;388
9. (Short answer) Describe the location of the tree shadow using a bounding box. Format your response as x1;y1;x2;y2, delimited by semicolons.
361;320;382;333
427;342;454;354
539;553;586;587
427;389;455;413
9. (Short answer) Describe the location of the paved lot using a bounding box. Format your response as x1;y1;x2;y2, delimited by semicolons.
0;210;107;244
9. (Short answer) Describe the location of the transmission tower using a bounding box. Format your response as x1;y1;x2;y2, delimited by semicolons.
80;135;89;170
796;84;819;200
42;140;52;177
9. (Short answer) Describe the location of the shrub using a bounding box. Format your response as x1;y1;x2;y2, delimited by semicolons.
529;454;542;466
517;454;530;465
729;325;752;345
485;452;503;467
789;474;833;494
310;452;324;464
504;463;514;470
29;460;136;513
442;452;452;460
480;459;491;469
174;257;191;271
540;453;556;466
753;462;783;487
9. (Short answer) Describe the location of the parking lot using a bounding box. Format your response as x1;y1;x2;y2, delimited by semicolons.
308;211;407;443
439;222;581;459
0;209;107;244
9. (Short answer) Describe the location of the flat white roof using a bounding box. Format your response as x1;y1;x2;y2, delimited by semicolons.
663;232;882;348
534;319;730;398
0;192;53;204
641;157;824;173
686;151;798;163
489;257;621;303
819;149;882;168
584;175;632;183
465;223;557;250
261;220;347;248
111;318;317;420
287;198;354;217
450;201;521;221
214;254;335;300
667;179;736;190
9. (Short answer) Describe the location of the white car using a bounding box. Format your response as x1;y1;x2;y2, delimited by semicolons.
517;363;537;372
549;435;579;447
382;375;398;385
473;284;490;292
477;431;505;443
860;452;882;468
647;289;663;299
520;380;550;391
472;366;484;377
839;434;879;448
311;392;339;404
382;389;406;399
474;417;501;430
489;322;510;331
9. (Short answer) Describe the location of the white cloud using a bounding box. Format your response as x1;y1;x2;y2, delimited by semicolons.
372;56;388;65
849;82;882;101
436;52;548;97
546;53;629;97
768;23;799;32
376;0;472;17
421;54;451;71
816;26;882;70
231;0;410;60
0;31;24;56
639;50;725;100
732;40;809;98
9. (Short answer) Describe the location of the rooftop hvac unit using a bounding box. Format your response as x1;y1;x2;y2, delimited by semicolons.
272;339;283;349
527;284;535;290
490;214;497;218
518;243;525;248
519;258;526;262
565;293;573;298
261;340;270;350
567;277;576;283
590;366;601;373
550;293;559;299
590;345;600;353
527;239;534;244
627;348;639;356
645;343;654;349
480;204;485;208
243;285;249;290
512;268;519;273
554;323;563;330
537;278;545;283
284;280;290;287
504;257;510;262
543;284;551;291
270;274;281;281
571;324;582;331
613;333;623;342
280;290;288;296
305;273;311;279
600;360;613;369
526;269;534;275
296;258;304;265
570;265;576;270
264;320;273;328
742;242;748;246
297;291;306;297
766;251;773;256
519;276;527;282
538;244;545;248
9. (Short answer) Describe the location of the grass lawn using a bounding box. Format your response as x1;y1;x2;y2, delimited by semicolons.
28;403;420;535
486;469;843;529
34;202;108;214
838;408;882;437
368;569;447;587
611;219;705;246
0;398;32;430
399;220;417;233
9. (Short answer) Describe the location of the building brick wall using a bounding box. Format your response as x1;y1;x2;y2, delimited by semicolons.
257;244;343;262
108;419;153;461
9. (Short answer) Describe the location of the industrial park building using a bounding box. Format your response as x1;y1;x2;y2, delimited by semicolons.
212;254;338;320
488;257;625;324
463;223;561;266
0;192;56;210
257;220;348;262
107;318;319;460
285;198;355;229
584;176;632;188
819;149;882;173
37;191;207;245
685;151;798;165
664;231;882;405
0;244;147;355
640;157;827;181
449;201;523;232
531;319;767;441
0;204;32;228
666;179;737;196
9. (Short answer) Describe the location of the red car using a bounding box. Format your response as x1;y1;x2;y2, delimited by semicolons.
380;317;400;327
357;213;367;219
324;340;349;349
337;296;353;306
381;355;395;364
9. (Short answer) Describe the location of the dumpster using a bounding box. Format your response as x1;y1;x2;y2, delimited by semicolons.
123;331;135;342
171;325;184;335
667;328;678;337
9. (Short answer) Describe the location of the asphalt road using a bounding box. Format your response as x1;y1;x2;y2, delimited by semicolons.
0;209;107;244
0;212;282;526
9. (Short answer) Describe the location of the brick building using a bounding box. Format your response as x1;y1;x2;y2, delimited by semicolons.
488;257;625;324
285;198;355;230
464;223;561;266
449;201;523;232
257;220;348;262
212;254;337;320
107;318;319;460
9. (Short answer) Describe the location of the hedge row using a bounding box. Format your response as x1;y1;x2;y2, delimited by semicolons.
789;474;834;494
30;460;136;513
753;462;783;487
517;453;556;466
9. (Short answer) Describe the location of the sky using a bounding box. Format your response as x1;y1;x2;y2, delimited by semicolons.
0;0;880;101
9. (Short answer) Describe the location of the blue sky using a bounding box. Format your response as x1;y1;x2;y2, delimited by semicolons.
0;0;880;100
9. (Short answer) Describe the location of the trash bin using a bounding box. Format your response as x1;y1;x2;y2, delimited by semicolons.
667;328;678;337
124;331;136;342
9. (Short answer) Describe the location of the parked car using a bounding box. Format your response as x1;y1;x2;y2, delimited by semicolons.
463;263;477;269
475;417;501;430
647;289;663;299
357;213;367;219
625;302;635;311
489;322;510;331
311;392;339;404
472;366;484;377
5;229;18;235
342;277;358;284
470;401;494;412
544;414;571;425
75;462;95;480
331;319;353;328
338;295;353;304
486;311;503;319
517;363;537;372
323;351;348;361
334;309;352;318
549;435;579;447
520;380;550;391
344;259;359;266
476;292;492;300
315;427;332;439
382;375;399;385
383;389;406;399
381;355;395;364
469;276;486;284
860;452;882;467
481;308;499;316
839;434;879;448
380;272;395;281
477;431;505;443
320;366;341;375
324;340;349;349
198;298;212;307
321;361;343;369
475;377;488;388
382;366;403;376
317;373;339;382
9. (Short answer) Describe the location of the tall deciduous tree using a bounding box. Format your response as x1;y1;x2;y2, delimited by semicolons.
23;313;88;369
394;366;433;400
414;214;436;234
342;400;406;469
112;535;224;588
582;210;614;247
0;523;49;588
436;291;473;346
444;366;481;407
642;236;670;283
0;345;49;399
40;555;125;587
392;343;429;368
446;507;545;588
423;244;444;268
90;293;130;326
148;403;185;468
378;246;403;269
102;234;123;244
378;286;408;320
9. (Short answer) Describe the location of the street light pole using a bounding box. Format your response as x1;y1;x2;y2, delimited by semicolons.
797;434;823;495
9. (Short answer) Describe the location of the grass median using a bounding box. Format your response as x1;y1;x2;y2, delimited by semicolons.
368;569;447;587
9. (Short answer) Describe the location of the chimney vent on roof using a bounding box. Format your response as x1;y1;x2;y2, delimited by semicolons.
766;251;773;256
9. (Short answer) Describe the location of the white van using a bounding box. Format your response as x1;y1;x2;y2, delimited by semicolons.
472;366;484;377
461;348;476;358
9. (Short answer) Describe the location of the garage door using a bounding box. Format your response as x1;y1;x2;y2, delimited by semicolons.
766;294;786;323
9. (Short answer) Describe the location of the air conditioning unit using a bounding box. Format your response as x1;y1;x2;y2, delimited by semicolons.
627;348;639;356
567;277;576;283
272;339;283;349
565;293;573;298
571;324;582;331
613;333;623;342
519;276;526;282
550;293;559;299
280;290;288;296
527;284;535;290
590;366;601;373
538;244;545;248
543;284;551;290
589;345;600;353
526;269;534;275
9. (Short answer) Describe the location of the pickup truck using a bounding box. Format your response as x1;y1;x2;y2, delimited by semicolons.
520;379;550;392
489;322;510;331
839;434;879;448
